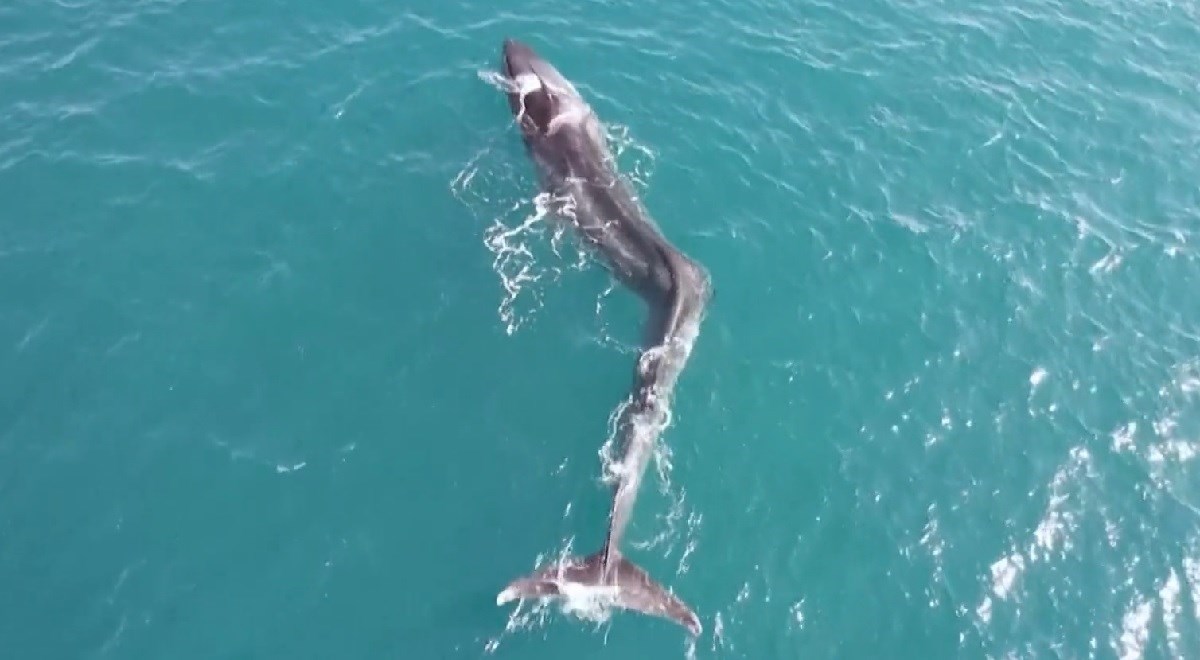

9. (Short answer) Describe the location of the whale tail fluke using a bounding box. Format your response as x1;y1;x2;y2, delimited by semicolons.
496;549;701;636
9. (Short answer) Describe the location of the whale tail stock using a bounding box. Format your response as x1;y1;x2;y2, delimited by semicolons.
496;548;701;636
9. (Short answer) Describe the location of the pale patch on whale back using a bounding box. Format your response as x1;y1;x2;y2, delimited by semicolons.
514;72;541;96
547;105;587;135
513;71;590;136
512;72;543;125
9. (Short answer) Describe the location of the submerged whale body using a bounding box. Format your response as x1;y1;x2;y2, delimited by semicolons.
494;38;711;637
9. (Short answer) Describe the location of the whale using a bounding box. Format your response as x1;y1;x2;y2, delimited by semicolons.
493;38;711;637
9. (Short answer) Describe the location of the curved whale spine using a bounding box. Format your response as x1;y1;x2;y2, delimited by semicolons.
493;38;711;637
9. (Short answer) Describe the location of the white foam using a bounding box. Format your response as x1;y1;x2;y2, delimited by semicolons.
976;596;993;624
452;148;572;335
1030;367;1048;387
559;581;621;606
1112;422;1138;452
1160;569;1183;656
1115;597;1153;660
989;553;1025;599
514;72;540;92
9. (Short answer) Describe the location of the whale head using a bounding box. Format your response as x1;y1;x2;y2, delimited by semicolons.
501;38;588;138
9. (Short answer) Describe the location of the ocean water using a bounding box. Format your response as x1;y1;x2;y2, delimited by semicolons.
3;0;1200;658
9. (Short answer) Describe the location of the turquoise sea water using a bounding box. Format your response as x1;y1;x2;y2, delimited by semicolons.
4;0;1200;657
